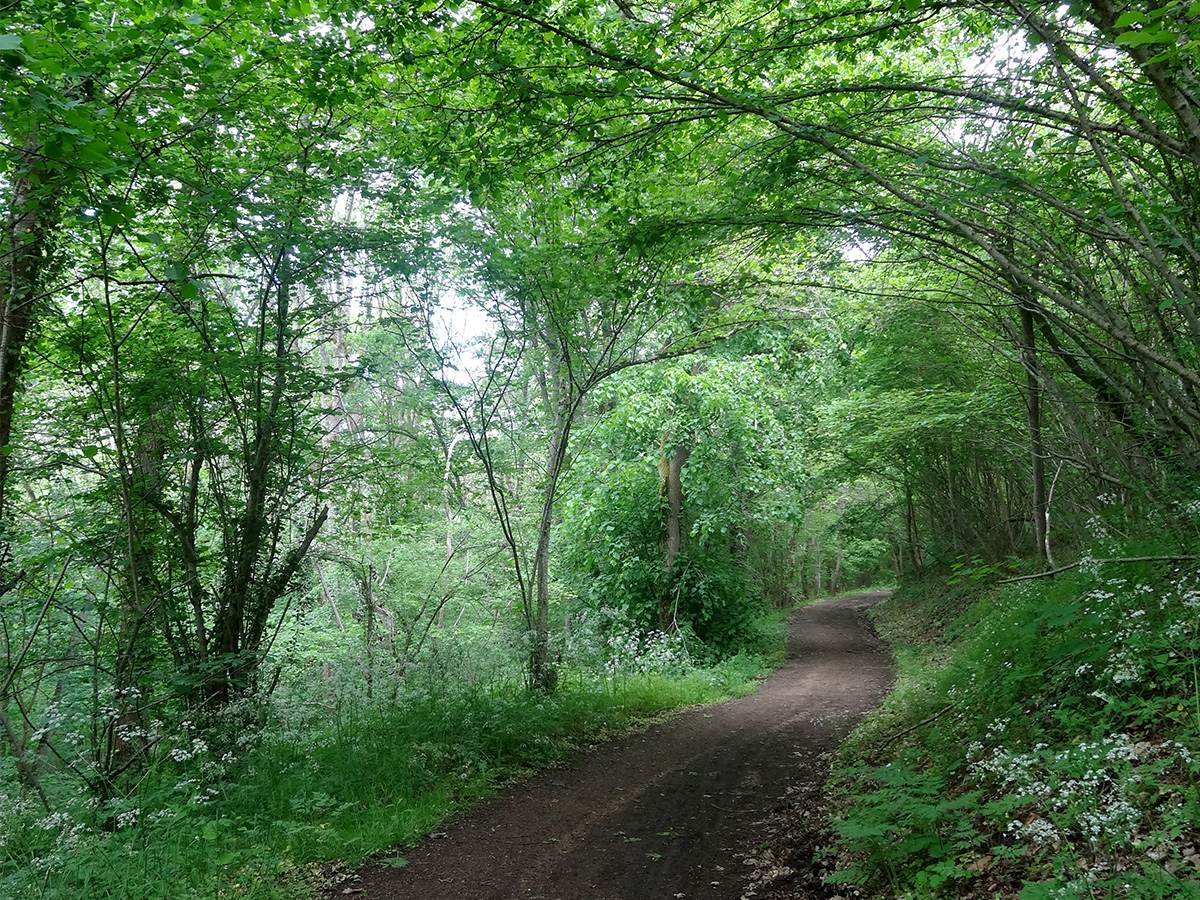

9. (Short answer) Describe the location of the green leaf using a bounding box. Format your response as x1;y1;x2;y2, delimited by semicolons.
1115;11;1147;26
82;446;99;458
0;34;23;51
1116;29;1177;47
381;856;408;868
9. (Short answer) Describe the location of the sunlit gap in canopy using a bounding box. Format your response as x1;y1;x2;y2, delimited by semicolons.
842;236;876;262
431;284;493;387
425;201;499;386
404;241;494;388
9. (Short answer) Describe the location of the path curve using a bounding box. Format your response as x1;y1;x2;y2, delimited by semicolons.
343;591;895;900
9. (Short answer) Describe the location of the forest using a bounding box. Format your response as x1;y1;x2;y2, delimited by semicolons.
1;1;1198;898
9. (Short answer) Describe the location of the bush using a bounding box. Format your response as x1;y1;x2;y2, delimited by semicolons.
830;541;1200;899
0;640;780;900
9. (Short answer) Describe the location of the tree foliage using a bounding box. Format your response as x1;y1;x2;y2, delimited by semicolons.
1;1;1200;894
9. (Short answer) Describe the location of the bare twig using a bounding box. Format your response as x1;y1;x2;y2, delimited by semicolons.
881;702;958;747
998;556;1197;584
0;555;71;700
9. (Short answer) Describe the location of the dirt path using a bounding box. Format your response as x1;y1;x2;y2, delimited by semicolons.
342;591;895;900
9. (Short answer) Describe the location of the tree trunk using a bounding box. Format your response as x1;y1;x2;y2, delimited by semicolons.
441;434;464;628
946;445;961;554
1018;300;1049;567
812;535;822;598
659;439;691;630
531;397;574;693
201;247;328;704
830;544;843;597
0;138;52;529
903;477;926;573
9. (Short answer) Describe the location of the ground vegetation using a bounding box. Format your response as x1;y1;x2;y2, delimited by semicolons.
0;1;1197;897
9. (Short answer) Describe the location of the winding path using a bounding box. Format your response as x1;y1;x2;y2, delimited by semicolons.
344;591;895;900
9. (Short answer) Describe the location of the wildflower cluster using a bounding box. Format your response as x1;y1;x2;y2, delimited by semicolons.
972;734;1155;851
603;625;693;677
562;606;693;677
830;553;1200;899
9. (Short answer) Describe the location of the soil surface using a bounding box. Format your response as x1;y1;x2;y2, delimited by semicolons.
339;591;895;900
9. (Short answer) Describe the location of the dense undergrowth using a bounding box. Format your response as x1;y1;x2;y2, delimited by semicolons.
0;614;784;900
829;538;1200;899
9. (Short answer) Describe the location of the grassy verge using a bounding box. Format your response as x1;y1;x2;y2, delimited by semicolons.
828;539;1200;899
0;642;779;900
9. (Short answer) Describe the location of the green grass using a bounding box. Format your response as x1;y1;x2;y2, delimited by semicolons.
0;647;779;900
829;539;1200;899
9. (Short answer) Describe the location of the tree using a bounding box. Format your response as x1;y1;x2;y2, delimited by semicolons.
561;346;818;651
0;0;402;797
403;181;740;688
430;0;1200;558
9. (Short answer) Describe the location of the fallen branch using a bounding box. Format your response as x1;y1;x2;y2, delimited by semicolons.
997;556;1196;584
881;701;959;746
